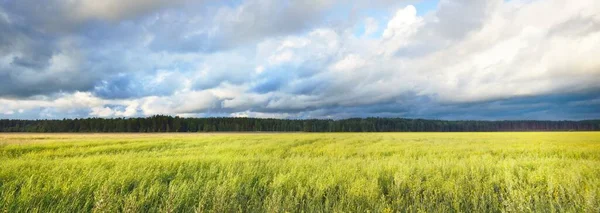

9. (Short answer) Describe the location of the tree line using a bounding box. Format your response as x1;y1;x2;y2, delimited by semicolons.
0;115;599;132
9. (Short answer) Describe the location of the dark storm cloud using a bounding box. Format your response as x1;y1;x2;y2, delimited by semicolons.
0;3;97;97
420;91;600;120
267;92;600;120
0;15;94;98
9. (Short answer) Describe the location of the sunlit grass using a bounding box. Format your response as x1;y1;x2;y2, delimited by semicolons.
1;132;599;212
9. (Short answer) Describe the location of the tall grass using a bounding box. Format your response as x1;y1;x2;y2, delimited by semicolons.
1;132;599;212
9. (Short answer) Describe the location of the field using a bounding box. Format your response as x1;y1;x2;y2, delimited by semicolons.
1;132;599;212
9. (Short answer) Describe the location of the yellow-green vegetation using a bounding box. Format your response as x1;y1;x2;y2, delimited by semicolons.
1;132;599;212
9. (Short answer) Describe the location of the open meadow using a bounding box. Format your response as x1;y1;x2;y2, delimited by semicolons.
1;132;599;212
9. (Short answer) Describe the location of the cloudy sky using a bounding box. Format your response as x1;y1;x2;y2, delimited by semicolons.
0;0;599;120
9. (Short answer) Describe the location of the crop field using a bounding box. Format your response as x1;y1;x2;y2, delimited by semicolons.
1;132;599;212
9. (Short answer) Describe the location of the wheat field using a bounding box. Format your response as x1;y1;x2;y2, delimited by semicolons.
1;132;599;212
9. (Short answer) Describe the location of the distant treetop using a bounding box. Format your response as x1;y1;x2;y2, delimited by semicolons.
1;116;598;132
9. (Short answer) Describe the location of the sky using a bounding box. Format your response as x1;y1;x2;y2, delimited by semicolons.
0;0;599;120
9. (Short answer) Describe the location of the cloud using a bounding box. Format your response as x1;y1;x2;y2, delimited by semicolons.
381;5;423;56
0;0;599;120
430;0;497;40
69;0;192;22
0;33;96;97
410;0;600;102
363;17;379;36
143;0;342;53
0;0;198;33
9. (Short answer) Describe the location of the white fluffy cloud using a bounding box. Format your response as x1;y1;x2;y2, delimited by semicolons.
411;0;600;102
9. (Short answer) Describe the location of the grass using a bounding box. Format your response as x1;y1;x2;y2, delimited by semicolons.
1;132;599;212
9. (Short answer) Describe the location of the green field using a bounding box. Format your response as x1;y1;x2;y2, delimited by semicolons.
1;132;599;212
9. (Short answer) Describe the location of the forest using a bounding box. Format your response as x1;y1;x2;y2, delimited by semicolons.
0;115;599;132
